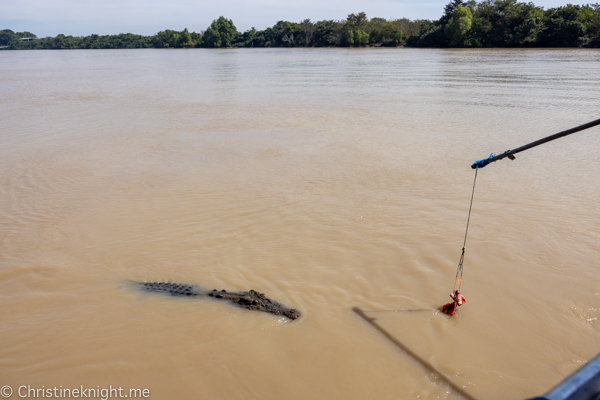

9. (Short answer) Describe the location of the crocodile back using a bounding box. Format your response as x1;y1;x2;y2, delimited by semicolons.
136;282;201;297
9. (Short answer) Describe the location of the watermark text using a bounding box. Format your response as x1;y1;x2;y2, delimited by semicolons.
0;385;149;399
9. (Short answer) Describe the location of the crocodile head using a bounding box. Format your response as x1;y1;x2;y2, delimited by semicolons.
284;308;301;320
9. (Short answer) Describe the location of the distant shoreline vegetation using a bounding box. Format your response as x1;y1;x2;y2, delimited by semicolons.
2;1;600;49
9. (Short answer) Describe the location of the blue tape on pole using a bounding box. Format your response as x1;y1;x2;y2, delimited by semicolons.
471;153;495;169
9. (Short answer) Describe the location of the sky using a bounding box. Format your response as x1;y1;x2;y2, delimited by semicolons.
1;0;592;37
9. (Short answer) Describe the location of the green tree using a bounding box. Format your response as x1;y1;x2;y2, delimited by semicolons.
270;20;299;46
368;17;403;46
313;20;341;46
445;5;473;45
342;12;370;46
538;4;595;46
0;29;16;46
588;3;600;46
153;29;179;48
241;27;263;47
201;27;221;47
441;0;466;25
511;4;545;45
298;19;316;46
343;29;355;46
347;12;368;27
356;30;370;45
406;20;446;47
379;20;404;46
177;28;195;47
342;29;370;46
202;16;239;47
466;17;489;46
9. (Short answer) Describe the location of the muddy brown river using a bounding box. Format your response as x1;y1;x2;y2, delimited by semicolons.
1;48;599;400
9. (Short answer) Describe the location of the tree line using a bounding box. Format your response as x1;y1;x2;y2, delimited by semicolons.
2;1;600;49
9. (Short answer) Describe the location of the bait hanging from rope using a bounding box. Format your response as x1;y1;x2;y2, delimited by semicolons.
442;167;478;315
442;117;600;316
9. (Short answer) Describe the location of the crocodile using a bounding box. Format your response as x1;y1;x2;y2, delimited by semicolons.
135;282;301;320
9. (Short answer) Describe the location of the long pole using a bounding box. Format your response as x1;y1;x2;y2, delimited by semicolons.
353;307;478;400
471;118;600;169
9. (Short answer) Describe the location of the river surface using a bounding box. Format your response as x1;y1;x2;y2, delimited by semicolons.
1;48;599;400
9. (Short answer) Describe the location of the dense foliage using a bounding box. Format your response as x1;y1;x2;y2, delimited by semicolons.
2;1;600;49
407;0;600;47
1;30;156;49
201;16;238;47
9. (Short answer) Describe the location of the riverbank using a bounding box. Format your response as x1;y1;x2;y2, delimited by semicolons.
2;2;599;50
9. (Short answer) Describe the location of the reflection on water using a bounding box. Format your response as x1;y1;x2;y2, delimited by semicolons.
1;48;600;400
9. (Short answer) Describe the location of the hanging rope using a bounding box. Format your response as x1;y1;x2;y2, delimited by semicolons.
442;167;478;315
454;166;478;292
